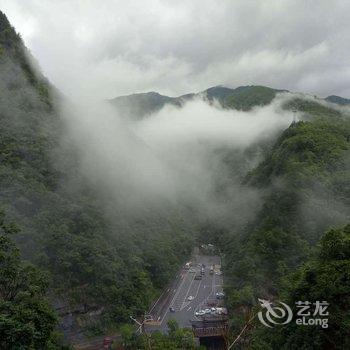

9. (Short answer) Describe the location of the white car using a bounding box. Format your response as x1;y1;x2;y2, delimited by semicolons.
195;310;205;316
216;307;228;315
204;308;211;314
216;292;225;298
187;295;194;301
210;307;217;314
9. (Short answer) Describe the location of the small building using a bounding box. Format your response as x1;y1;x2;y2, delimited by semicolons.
191;317;229;349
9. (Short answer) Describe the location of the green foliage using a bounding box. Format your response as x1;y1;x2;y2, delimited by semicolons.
248;118;349;187
325;95;350;106
109;85;287;118
0;210;60;350
283;98;342;118
252;224;350;350
118;320;199;349
224;86;285;110
110;91;179;120
214;102;349;346
0;10;196;337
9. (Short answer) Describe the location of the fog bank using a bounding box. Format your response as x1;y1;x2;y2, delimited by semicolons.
61;95;294;219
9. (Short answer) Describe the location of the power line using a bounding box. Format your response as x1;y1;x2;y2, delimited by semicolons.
228;312;257;349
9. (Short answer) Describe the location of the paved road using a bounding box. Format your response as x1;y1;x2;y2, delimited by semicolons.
146;255;223;333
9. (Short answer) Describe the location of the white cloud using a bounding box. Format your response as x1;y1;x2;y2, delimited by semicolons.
1;0;349;98
61;94;293;214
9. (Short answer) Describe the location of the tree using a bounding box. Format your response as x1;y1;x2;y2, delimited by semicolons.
0;210;59;349
252;224;350;350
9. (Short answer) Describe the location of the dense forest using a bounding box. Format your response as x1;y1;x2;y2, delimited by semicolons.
0;9;349;349
203;98;350;347
0;11;196;348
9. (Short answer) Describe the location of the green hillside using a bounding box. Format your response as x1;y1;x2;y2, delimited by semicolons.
109;86;350;120
223;85;287;110
208;103;350;347
109;85;288;118
0;11;196;347
251;224;350;349
202;85;239;103
325;95;350;105
109;91;180;119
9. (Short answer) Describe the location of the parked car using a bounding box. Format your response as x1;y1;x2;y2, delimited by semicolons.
216;291;225;299
195;310;205;316
216;307;228;315
188;295;194;301
169;306;175;312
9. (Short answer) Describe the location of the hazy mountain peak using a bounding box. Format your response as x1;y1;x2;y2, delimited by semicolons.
109;84;290;119
203;85;235;99
0;10;23;53
325;95;350;105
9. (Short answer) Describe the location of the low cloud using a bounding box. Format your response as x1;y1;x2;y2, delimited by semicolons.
61;95;293;222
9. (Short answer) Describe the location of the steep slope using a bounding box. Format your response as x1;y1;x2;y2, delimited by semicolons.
208;101;350;346
0;11;196;344
0;209;61;349
251;224;350;349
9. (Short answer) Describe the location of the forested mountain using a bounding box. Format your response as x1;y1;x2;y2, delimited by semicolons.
0;11;196;348
203;98;350;348
110;85;350;120
251;224;350;349
325;95;350;105
109;91;181;120
109;85;287;119
1;9;349;349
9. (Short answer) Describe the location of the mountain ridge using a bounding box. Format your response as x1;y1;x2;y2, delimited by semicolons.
109;85;286;119
109;85;350;120
325;94;350;105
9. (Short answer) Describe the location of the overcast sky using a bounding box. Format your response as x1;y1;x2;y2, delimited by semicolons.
1;0;349;99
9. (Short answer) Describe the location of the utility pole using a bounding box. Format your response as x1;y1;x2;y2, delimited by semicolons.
129;315;143;334
129;315;152;349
